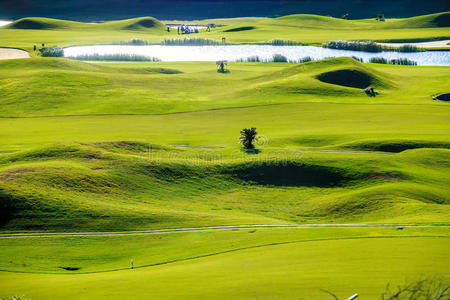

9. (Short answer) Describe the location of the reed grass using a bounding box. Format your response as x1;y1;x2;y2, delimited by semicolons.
70;53;161;61
322;40;382;52
117;38;151;45
235;55;314;63
270;39;304;46
369;57;417;65
161;38;220;46
396;44;424;52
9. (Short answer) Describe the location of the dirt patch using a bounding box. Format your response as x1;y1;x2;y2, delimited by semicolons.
0;168;36;181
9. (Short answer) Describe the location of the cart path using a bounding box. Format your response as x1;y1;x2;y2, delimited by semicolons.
1;223;449;239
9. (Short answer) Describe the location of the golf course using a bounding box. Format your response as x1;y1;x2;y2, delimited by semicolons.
0;7;449;300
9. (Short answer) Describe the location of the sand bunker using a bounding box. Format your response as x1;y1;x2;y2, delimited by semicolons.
0;48;30;60
377;40;450;49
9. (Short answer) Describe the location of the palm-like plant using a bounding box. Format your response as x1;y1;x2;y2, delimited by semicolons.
239;128;258;149
216;60;228;73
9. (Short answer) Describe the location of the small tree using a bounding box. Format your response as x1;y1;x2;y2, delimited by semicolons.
216;60;228;73
239;128;258;149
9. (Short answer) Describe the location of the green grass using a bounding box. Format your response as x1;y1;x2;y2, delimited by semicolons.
0;235;448;299
0;57;449;231
3;57;450;118
0;142;449;231
0;14;449;298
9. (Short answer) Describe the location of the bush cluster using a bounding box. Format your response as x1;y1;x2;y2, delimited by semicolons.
322;40;382;52
161;38;220;46
118;38;151;45
71;53;161;61
369;57;417;65
40;46;64;57
236;55;314;63
270;39;304;46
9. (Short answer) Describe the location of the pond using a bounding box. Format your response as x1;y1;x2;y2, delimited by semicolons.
63;45;450;66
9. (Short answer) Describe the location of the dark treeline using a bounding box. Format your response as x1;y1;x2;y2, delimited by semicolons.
1;0;449;21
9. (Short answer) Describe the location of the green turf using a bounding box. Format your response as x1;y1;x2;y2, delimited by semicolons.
0;227;447;274
0;235;448;299
1;57;448;118
0;14;449;298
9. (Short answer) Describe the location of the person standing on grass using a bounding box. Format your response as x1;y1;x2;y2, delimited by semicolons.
131;258;134;269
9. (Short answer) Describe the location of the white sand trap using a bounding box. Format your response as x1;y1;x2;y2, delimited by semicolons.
377;40;450;49
0;48;30;60
0;20;13;27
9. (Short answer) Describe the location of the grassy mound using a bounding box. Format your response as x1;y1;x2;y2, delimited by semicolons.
6;17;77;30
390;12;450;28
265;14;358;29
341;139;450;152
119;17;166;31
316;69;375;89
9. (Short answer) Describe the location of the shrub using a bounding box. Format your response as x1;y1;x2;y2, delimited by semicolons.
296;56;313;63
40;46;64;57
119;38;150;45
272;54;288;62
236;56;261;62
369;57;417;65
351;56;364;62
369;57;388;64
270;39;304;46
323;40;382;52
236;56;313;63
397;44;423;52
390;58;417;65
161;38;220;46
71;53;160;61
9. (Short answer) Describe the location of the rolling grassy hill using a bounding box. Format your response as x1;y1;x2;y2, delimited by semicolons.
6;16;166;31
0;12;449;50
207;12;450;43
0;57;445;118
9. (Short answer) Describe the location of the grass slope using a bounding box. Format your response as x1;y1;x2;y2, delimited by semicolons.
7;16;166;31
1;57;442;118
0;141;448;231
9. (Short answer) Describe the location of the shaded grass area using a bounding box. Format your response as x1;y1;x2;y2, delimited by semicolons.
0;237;448;299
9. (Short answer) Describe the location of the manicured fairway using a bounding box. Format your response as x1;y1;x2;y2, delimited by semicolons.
0;236;448;299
